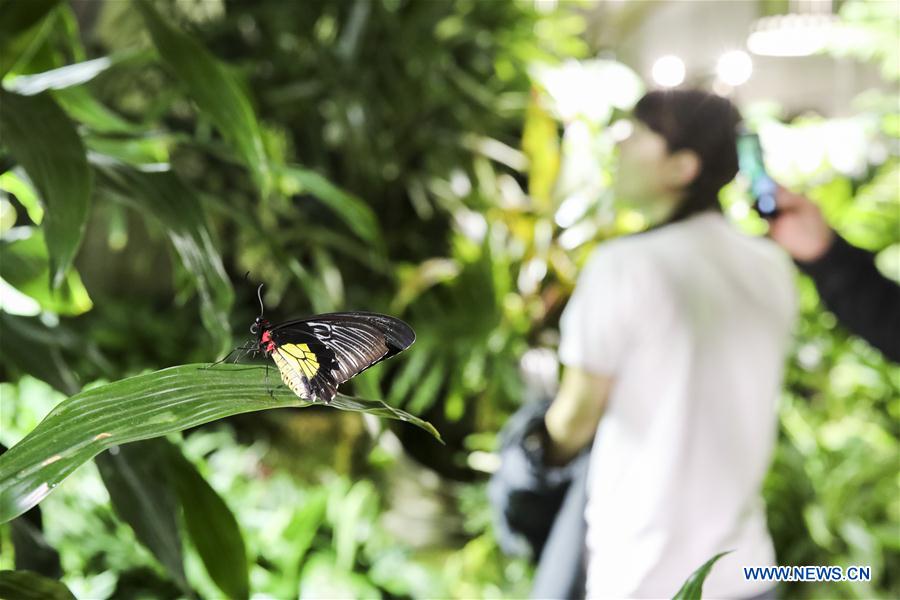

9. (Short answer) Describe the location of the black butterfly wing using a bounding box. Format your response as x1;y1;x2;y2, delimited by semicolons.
269;312;415;402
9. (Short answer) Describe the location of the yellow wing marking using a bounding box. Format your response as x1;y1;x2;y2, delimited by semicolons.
279;343;320;379
272;351;307;398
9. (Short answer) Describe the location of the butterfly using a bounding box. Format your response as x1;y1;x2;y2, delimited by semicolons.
248;285;415;403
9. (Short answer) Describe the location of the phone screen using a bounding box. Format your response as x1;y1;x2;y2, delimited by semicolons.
737;132;778;218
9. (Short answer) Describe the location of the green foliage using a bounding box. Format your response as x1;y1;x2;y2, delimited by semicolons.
0;569;76;600
167;440;249;600
0;227;92;316
136;0;272;195
0;364;438;523
95;441;188;593
0;89;92;288
0;0;896;597
671;551;732;600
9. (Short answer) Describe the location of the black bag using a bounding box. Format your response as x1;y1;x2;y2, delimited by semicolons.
489;397;590;599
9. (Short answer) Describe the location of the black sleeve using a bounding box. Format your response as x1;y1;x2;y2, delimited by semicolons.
797;233;900;363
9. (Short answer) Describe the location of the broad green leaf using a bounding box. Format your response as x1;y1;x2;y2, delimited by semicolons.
136;0;271;195
672;551;732;600
0;570;75;600
0;363;441;523
94;160;232;355
0;227;92;316
0;0;61;78
0;90;92;289
95;442;188;593
281;165;383;248
168;441;248;600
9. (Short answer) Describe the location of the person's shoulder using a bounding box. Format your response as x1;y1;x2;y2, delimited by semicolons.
726;221;795;276
579;234;666;290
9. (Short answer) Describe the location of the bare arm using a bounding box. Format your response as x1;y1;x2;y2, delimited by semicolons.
543;366;613;466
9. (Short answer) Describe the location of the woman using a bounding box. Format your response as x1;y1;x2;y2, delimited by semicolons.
544;90;795;598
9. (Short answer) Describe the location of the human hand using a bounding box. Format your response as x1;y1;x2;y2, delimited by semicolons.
768;186;835;262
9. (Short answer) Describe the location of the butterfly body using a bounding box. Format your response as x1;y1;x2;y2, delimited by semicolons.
251;312;415;403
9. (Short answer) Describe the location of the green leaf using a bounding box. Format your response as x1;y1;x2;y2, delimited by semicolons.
282;165;382;247
332;480;377;571
0;570;75;600
671;551;732;600
0;0;61;78
0;227;93;316
0;0;60;43
52;86;144;135
95;441;188;592
167;441;249;600
3;475;62;579
10;517;62;579
136;0;271;195
298;552;381;600
0;363;441;523
94;161;233;355
0;90;92;288
0;313;80;395
282;490;328;589
0;170;44;224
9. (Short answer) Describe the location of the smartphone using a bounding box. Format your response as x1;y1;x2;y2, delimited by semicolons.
736;130;778;218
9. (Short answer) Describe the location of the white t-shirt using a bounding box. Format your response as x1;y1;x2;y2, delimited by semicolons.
558;211;796;599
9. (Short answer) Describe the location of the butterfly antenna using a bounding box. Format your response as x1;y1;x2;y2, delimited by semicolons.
256;283;265;319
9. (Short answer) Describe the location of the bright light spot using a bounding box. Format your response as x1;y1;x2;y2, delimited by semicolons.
728;199;751;220
716;50;753;86
530;59;644;123
747;14;836;57
651;55;685;88
609;118;634;143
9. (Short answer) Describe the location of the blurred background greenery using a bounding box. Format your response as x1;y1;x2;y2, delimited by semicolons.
0;0;897;598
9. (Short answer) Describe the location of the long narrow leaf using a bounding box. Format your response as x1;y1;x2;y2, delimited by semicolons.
136;0;271;195
672;551;732;600
0;0;61;77
0;363;441;523
95;442;188;593
168;441;248;600
0;570;75;600
282;165;383;248
0;90;92;288
0;0;60;43
52;86;144;134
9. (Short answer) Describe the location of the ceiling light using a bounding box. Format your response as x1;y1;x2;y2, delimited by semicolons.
651;55;685;88
716;50;753;86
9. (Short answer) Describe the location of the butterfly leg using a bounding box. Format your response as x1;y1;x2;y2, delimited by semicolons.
264;364;275;399
204;342;253;370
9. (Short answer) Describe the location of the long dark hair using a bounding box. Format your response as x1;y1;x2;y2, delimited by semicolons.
633;89;742;224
